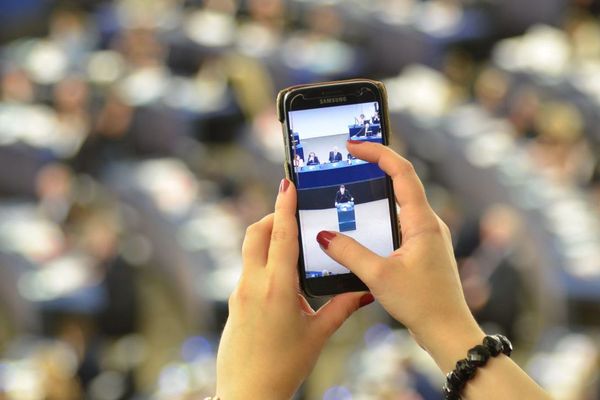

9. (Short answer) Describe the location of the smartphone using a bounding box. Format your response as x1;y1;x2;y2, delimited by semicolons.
277;79;400;296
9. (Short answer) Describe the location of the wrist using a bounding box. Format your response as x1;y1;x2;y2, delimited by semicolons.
414;316;486;373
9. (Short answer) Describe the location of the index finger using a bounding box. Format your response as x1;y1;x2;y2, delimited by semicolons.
267;178;299;281
347;141;438;237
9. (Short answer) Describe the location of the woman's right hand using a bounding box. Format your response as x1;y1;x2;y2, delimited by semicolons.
317;140;485;373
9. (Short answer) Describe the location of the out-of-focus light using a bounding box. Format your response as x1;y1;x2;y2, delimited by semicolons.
185;10;235;47
323;385;352;400
281;36;354;75
494;25;570;77
0;103;58;149
0;212;63;262
118;66;168;106
157;362;191;397
87;51;126;84
112;334;147;370
1;360;43;400
89;371;126;400
464;132;514;168
181;336;213;363
134;159;199;215
25;40;68;84
364;323;392;349
385;65;451;118
119;234;153;266
18;255;96;302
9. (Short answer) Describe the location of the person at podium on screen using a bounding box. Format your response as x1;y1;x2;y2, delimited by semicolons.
334;184;354;207
328;146;342;163
306;152;320;166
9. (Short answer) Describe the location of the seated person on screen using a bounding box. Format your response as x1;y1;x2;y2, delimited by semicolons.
328;146;342;163
371;111;380;124
293;154;304;168
306;152;320;166
354;114;369;137
334;184;354;207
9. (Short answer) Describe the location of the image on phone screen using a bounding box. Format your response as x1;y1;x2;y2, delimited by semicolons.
288;101;395;279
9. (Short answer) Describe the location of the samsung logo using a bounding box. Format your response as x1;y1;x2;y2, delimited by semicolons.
320;96;347;104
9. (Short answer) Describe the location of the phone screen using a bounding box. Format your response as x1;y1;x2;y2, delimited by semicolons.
288;101;395;279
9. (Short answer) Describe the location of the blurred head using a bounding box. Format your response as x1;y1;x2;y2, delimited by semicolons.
340;185;345;194
53;76;89;113
333;146;338;153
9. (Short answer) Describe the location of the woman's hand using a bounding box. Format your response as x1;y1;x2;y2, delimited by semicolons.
216;179;373;400
317;141;485;373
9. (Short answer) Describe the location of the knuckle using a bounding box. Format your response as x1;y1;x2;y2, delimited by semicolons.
336;237;354;259
245;221;261;236
270;228;289;243
396;158;416;177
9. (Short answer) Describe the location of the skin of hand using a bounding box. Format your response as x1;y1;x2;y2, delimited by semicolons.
317;140;484;372
317;141;551;400
215;178;373;400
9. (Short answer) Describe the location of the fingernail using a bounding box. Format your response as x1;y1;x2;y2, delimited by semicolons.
279;178;290;193
316;230;336;249
359;293;374;308
347;139;365;144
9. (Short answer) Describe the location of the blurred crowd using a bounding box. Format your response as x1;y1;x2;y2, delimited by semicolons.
0;0;599;399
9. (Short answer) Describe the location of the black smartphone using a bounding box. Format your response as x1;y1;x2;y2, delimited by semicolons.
277;79;400;297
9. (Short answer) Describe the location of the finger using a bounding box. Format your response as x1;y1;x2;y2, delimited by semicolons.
314;292;372;336
267;179;299;279
316;230;385;287
241;214;274;270
347;141;438;238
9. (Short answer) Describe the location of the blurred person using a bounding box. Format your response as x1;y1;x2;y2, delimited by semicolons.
293;153;304;167
115;28;165;68
214;142;551;399
35;162;74;223
1;67;35;103
52;76;90;158
531;101;593;184
458;205;526;339
328;146;342;163
306;151;320;165
474;67;510;115
334;184;354;207
72;92;134;176
354;113;370;136
507;86;541;140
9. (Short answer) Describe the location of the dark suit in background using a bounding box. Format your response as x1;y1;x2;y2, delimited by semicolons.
329;151;342;163
307;156;320;165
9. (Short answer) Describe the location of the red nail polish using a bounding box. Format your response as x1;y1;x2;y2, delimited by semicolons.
316;231;336;249
347;139;365;144
279;178;290;193
359;293;374;308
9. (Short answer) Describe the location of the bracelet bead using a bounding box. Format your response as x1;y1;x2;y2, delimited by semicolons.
442;334;513;400
497;334;513;356
467;345;490;367
483;335;503;356
455;359;477;381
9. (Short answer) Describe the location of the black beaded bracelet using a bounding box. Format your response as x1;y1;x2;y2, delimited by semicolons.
442;334;513;400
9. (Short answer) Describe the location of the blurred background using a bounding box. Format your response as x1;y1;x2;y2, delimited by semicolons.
0;0;599;399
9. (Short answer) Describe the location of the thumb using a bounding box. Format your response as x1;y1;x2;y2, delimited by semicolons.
314;292;374;336
316;230;384;287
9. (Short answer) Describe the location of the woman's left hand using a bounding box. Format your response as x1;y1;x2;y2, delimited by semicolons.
215;178;372;400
